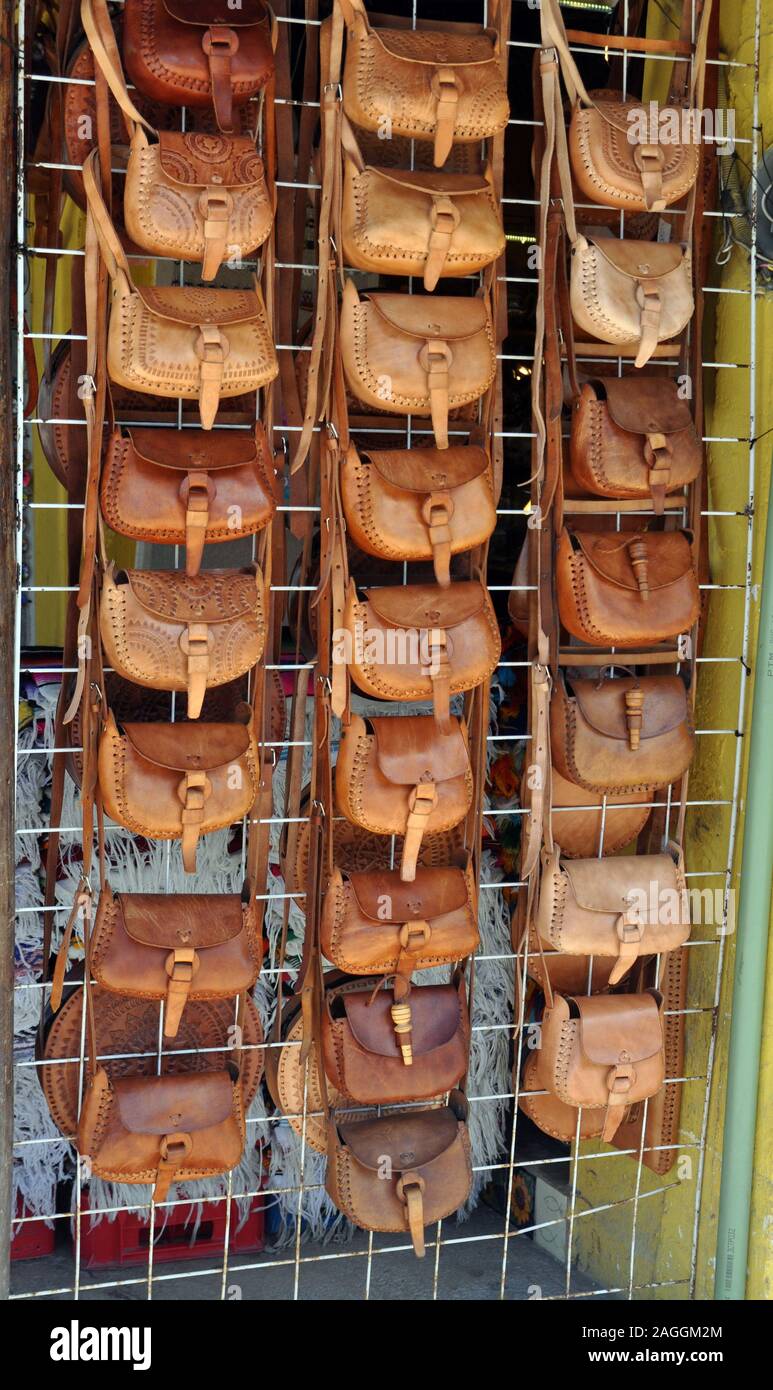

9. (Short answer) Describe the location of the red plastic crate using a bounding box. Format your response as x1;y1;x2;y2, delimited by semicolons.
76;1191;265;1269
11;1199;56;1260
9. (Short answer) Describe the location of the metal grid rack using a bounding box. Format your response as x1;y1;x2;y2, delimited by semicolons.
8;0;763;1301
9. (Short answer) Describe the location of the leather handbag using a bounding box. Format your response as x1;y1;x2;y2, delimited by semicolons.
84;152;278;430
122;0;275;134
90;884;264;1038
78;1066;246;1201
100;424;276;578
342;579;500;729
569;377;702;512
535;845;690;987
335;714;473;881
550;673;695;793
539;765;651;860
340;279;496;450
321;861;479;980
539;990;665;1141
526;920;617;996
321;977;469;1105
340;442;496;587
325;1095;472;1258
264;983;341;1154
99;565;267;719
98;711;260;871
82;0;273;279
340;117;504;290
569;235;694;370
555;528;700;647
338;0;509;168
519;1050;605;1143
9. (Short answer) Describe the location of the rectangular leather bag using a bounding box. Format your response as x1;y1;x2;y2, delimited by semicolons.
321;978;469;1106
338;0;509;167
556;528;700;647
90;884;263;1038
98;711;259;872
325;1096;472;1258
550;674;695;793
335;714;473;882
321;861;479;977
100;425;276;579
539;990;665;1141
535;846;690;986
122;0;274;134
77;1067;245;1202
569;378;702;512
343;579;500;729
340;279;496;450
340;442;496;587
570;235;693;370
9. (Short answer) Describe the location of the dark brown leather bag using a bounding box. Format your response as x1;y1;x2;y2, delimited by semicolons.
550;673;695;794
556;529;700;647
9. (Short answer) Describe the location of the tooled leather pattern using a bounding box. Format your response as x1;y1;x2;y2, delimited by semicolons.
116;293;275;395
160;133;264;185
136;2;268;99
573;106;698;206
132;146;270;259
351;31;506;140
128;571;257;621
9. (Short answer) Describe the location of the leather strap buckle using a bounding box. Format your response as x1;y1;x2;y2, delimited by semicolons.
179;472;216;576
634;143;666;172
421;490;454;530
430;195;461;234
407;782;438;817
180;622;213;719
396;1172;426;1203
196;325;229;363
421;491;454;586
398;920;432;951
202;26;239;56
159;1133;193;1163
606;1060;635;1096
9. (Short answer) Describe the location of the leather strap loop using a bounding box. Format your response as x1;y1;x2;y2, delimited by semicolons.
431;67;460;167
199;188;234;280
396;1172;427;1257
163;948;200;1037
401;783;438;882
203;26;239;133
195;325;229;429
179;471;217;576
419;339;453;449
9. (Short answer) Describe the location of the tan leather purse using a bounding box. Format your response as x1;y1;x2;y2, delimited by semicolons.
569;378;702;512
100;566;267;719
551;673;695;793
84;152;278;430
526;920;617;997
340;117;504;290
338;0;509;167
321;862;479;980
540;990;665;1141
539;765;651;860
100;425;276;579
556;529;700;647
519;1051;605;1143
335;714;473;881
321;977;469;1106
340;442;496;587
535;845;690;987
90;884;263;1038
98;711;260;872
343;579;500;729
340;280;496;449
326;1096;472;1258
82;0;273;279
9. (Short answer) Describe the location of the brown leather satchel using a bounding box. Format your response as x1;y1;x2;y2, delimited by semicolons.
99;565;267;719
340;442;496;587
343;579;500;729
338;0;509;168
100;425;276;579
123;0;275;134
321;977;469;1106
84;152;278;430
325;1095;472;1258
519;1050;605;1143
90;884;264;1038
556;529;700;647
535;845;690;987
98;711;260;871
340;280;496;450
551;673;695;794
569;378;702;512
335;714;473;881
321;861;478;980
540;990;665;1141
340;117;504;290
546;765;651;859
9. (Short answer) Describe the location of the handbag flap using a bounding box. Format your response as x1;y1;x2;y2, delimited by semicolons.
365;580;486;631
570;676;688;741
157;131;265;189
340;983;461;1058
121;720;250;771
338;1105;460;1172
572;530;693;592
135;285;262;327
599;378;694;437
370;716;469;786
363;444;489;493
348;865;469;923
573;992;663;1066
372;23;496;66
113;1070;235;1135
116;892;245;949
587;236;686;280
365;292;489;342
122;568;259;623
562;854;682;918
365;166;490;197
125;426;266;473
163;0;268;27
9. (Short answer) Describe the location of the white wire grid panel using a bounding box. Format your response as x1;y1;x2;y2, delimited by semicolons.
10;0;762;1300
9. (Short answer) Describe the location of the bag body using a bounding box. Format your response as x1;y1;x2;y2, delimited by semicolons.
556;528;700;647
550;674;694;793
264;993;341;1154
570;235;693;369
526;920;618;996
519;1051;605;1143
340;279;496;449
540;765;651;859
340;443;496;587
